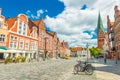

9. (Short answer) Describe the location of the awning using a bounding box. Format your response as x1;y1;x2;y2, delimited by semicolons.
0;46;7;50
6;50;22;53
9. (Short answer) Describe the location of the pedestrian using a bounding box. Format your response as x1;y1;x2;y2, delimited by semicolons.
104;54;107;64
114;54;117;64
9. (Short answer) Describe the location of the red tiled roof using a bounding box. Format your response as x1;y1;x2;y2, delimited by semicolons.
71;47;83;52
6;17;17;29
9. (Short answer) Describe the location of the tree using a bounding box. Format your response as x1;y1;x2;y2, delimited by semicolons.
89;47;102;57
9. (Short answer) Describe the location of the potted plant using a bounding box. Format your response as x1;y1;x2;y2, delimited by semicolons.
15;56;21;63
4;57;12;64
21;56;27;62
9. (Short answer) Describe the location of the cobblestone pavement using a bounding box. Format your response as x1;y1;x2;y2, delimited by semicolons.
93;58;120;80
0;58;96;80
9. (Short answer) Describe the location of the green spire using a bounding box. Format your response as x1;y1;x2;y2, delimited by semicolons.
97;12;104;34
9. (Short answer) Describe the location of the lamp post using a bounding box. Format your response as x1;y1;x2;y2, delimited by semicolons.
86;43;89;62
43;37;48;61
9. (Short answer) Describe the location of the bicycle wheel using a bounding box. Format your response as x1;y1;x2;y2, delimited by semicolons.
85;66;93;75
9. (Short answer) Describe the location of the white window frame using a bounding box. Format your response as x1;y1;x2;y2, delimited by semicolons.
10;36;18;49
23;24;27;36
19;39;24;49
18;20;27;36
25;41;29;50
0;34;5;42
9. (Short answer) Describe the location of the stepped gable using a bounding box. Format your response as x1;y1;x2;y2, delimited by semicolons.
28;19;38;33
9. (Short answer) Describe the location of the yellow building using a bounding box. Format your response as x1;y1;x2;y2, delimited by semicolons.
0;9;8;47
0;9;8;59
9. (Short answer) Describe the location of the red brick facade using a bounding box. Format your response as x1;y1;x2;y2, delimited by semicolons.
0;9;70;60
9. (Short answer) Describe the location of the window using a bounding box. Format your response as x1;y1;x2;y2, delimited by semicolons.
11;36;17;40
19;39;24;49
34;42;37;50
14;42;17;48
18;22;27;36
23;24;26;35
0;34;5;42
40;38;42;41
19;22;22;25
30;42;34;50
10;42;14;48
33;30;37;38
30;42;37;50
23;32;26;35
10;41;17;49
18;22;22;34
10;36;17;49
25;41;29;50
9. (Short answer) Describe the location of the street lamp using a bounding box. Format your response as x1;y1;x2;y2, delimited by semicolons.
86;43;89;62
43;37;48;61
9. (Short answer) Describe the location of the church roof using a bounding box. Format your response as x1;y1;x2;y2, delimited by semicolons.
97;12;104;34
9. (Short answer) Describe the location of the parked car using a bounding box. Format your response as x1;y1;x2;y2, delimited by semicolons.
65;55;71;59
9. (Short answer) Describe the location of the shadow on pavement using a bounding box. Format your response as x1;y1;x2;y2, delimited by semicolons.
94;58;120;76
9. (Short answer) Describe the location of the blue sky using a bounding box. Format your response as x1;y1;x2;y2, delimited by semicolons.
0;0;64;18
0;0;119;47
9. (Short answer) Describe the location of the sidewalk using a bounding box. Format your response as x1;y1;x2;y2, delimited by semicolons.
93;58;120;80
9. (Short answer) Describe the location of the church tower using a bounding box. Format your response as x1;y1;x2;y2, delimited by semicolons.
97;12;105;49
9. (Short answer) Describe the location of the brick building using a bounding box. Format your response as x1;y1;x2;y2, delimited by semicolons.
97;12;105;49
107;15;115;58
114;6;120;59
0;8;70;61
6;14;38;60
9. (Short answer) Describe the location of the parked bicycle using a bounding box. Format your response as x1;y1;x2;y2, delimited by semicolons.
73;60;94;75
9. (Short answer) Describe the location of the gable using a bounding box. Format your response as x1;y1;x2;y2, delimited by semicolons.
18;14;28;23
11;21;18;32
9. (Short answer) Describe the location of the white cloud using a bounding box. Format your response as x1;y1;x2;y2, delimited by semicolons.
45;7;98;47
25;9;48;19
45;0;120;48
59;0;97;9
37;10;44;17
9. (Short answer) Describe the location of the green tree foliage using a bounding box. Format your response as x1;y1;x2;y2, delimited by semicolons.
89;47;102;57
